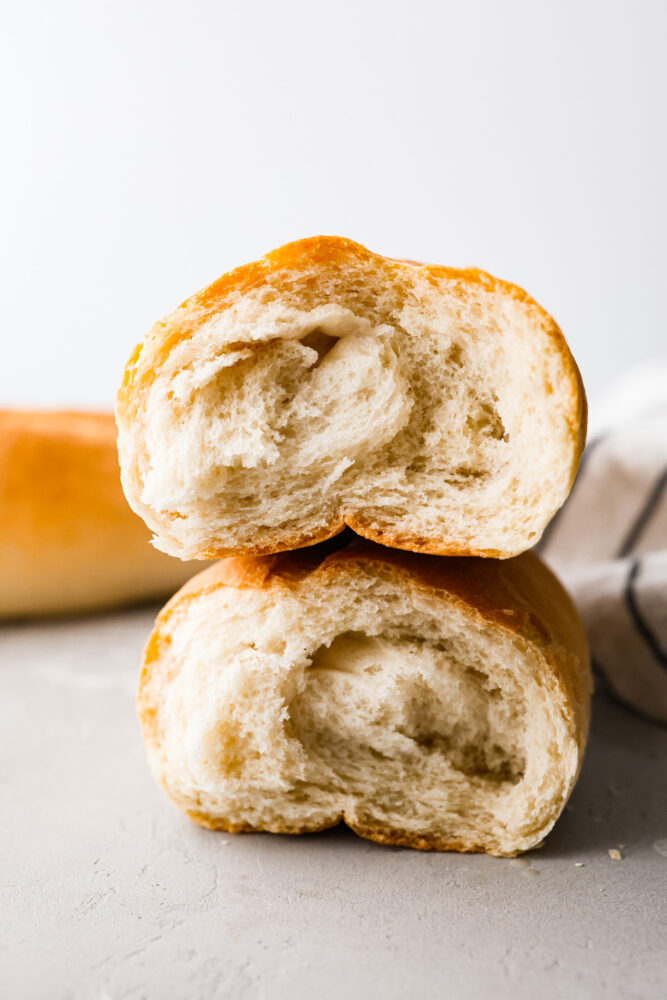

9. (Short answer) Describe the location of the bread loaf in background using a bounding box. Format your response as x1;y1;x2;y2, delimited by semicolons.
139;536;591;856
117;236;586;562
0;410;203;618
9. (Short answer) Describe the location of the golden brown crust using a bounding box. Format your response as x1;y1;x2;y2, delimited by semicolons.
117;235;587;560
176;810;521;856
139;538;591;854
154;534;588;664
0;410;203;617
118;236;579;414
154;539;591;734
176;811;499;855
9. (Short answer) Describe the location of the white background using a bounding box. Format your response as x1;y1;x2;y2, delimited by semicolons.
2;0;665;408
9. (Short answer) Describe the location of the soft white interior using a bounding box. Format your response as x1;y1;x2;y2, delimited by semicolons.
124;276;575;557
144;566;576;855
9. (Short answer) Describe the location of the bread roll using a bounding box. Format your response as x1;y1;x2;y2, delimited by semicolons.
116;236;586;562
0;410;204;617
139;537;591;856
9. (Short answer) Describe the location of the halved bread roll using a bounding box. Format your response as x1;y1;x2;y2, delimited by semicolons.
0;410;204;617
139;537;591;856
117;236;586;561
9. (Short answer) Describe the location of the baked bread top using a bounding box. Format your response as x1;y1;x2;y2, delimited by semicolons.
117;236;586;560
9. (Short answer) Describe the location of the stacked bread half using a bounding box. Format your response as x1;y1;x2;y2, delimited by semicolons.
117;236;591;856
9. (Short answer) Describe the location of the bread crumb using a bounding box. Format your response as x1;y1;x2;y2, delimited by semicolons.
574;862;584;867
608;848;622;861
618;843;626;849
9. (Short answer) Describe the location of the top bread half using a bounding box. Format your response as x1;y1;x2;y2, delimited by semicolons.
116;236;586;560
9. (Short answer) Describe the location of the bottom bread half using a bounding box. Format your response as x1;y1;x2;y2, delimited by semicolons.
138;539;591;856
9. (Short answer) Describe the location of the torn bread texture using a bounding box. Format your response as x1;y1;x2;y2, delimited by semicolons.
0;410;205;617
117;236;586;561
139;538;591;856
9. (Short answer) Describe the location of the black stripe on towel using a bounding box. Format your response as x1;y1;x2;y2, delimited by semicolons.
623;559;667;669
593;656;665;724
536;434;605;554
617;467;667;558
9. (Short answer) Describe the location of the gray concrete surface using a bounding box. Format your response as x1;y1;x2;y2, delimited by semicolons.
1;607;666;1000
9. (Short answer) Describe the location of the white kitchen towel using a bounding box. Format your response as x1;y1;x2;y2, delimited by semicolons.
539;364;667;725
